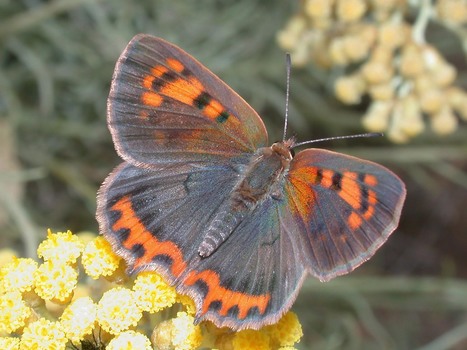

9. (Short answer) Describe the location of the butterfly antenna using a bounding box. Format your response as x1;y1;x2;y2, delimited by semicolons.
293;132;383;148
282;53;292;142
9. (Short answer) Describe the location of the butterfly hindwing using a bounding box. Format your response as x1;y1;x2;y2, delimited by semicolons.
97;161;305;330
185;194;309;330
108;34;268;168
284;149;406;281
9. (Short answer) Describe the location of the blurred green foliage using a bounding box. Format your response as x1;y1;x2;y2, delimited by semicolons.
1;1;467;349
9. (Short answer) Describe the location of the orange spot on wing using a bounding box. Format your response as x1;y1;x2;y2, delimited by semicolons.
111;196;186;277
150;65;169;78
184;270;271;319
339;172;361;210
363;189;377;220
347;211;362;230
160;76;203;106
368;189;377;205
142;92;163;107
320;170;335;188
364;174;378;187
166;58;185;73
363;206;375;220
143;66;169;89
143;75;155;89
203;99;224;119
287;166;319;220
141;66;170;108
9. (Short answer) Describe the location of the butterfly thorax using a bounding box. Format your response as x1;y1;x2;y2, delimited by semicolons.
198;141;293;258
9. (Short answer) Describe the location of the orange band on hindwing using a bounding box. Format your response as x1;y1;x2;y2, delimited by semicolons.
184;270;271;320
111;196;187;277
109;195;271;320
289;167;380;230
318;169;380;230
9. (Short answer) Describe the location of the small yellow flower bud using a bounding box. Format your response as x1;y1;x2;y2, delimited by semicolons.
107;330;152;350
430;62;457;87
133;272;177;313
431;106;459;135
336;0;367;23
290;44;311;67
34;260;77;303
81;236;121;279
264;312;303;347
0;337;20;349
328;38;349;65
0;291;32;333
414;74;434;94
361;60;393;84
399;44;425;78
422;46;443;71
37;229;84;265
370;45;393;64
96;287;142;335
362;100;393;132
358;24;378;47
387;127;410;143
0;257;38;294
20;319;67;349
399;95;425;137
277;16;308;51
342;35;371;62
152;312;202;350
378;22;407;49
419;88;445;114
305;0;333;20
334;74;366;104
60;296;97;343
387;102;410;143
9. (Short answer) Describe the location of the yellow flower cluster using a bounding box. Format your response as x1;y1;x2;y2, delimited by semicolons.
225;311;303;350
0;230;303;349
277;0;467;142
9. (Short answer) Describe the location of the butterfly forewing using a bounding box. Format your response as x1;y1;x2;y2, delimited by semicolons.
108;35;268;168
284;149;406;281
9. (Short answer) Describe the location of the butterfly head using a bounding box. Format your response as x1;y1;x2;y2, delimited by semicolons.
271;138;295;160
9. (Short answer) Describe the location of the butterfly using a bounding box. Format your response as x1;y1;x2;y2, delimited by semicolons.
97;34;406;331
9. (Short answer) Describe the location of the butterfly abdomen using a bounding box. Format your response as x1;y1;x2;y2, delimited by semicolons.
199;209;245;257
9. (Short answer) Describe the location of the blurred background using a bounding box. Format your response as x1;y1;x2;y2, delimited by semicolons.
1;1;466;349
